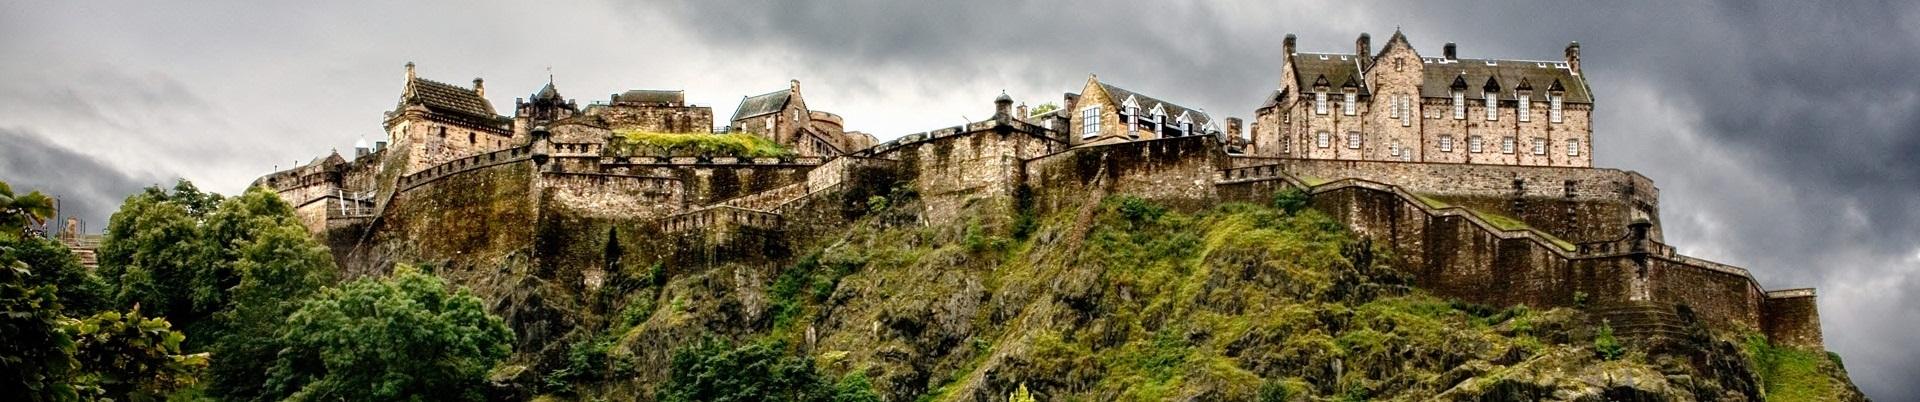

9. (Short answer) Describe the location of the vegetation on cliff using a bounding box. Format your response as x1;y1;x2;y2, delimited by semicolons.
557;190;1864;401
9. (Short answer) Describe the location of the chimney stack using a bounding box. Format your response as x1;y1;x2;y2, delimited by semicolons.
405;62;416;81
1283;34;1296;56
790;79;801;94
1444;42;1457;60
1564;42;1582;75
473;78;485;97
1356;33;1373;65
1016;103;1028;119
1226;117;1243;138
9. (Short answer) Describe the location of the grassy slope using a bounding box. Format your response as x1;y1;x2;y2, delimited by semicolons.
557;195;1859;401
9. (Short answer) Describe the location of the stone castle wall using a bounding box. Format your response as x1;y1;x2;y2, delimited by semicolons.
540;173;685;220
1024;135;1225;213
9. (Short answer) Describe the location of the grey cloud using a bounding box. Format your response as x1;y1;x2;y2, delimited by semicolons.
0;127;167;231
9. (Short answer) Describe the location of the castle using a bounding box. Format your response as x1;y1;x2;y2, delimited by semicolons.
255;31;1825;352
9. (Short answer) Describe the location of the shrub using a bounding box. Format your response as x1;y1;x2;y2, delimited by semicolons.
1117;196;1166;224
1594;321;1625;361
612;131;794;158
1272;187;1312;215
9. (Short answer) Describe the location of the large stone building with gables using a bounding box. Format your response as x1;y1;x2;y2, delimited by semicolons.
1252;30;1593;167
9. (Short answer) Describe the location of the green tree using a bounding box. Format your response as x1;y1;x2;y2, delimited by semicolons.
0;180;57;239
658;338;878;402
64;309;207;400
263;265;512;401
206;222;337;401
3;236;110;316
0;250;80;401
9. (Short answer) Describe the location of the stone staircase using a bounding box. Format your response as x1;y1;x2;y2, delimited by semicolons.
61;235;103;270
1592;302;1691;344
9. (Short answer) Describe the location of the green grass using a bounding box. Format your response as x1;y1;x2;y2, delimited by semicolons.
1412;193;1452;209
1744;333;1838;401
1463;208;1576;251
611;130;795;158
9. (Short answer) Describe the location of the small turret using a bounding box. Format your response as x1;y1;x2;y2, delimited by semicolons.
994;91;1013;117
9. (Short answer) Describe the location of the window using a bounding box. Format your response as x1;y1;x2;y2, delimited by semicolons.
1389;96;1400;118
1317;130;1330;148
1439;135;1454;152
1452;90;1466;119
1125;106;1140;135
1315;92;1328;115
1080;106;1102;138
1346;131;1362;149
765;116;774;130
1518;94;1532;122
1485;91;1499;121
1550;95;1564;123
1342;92;1357;115
1567;139;1581;156
1532;138;1547;155
437;126;446;139
468;132;476;144
1389;140;1401;157
1400;96;1413;127
1469;135;1484;153
1501;136;1516;154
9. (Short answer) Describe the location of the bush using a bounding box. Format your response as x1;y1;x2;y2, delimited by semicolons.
1594;321;1625;361
1272;188;1311;215
1117;196;1166;224
657;338;877;402
612;131;794;158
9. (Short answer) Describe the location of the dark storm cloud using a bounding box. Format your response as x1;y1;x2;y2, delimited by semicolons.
0;128;166;232
3;0;1916;398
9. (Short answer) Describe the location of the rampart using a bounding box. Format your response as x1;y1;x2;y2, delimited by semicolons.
540;173;684;220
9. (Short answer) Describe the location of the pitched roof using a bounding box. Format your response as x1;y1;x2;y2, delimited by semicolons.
1289;53;1369;96
1419;58;1591;102
534;83;563;101
1097;82;1215;128
730;89;791;122
615;89;685;105
397;77;498;120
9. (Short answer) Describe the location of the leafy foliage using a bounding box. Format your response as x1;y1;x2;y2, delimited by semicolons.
64;309;207;400
2;237;109;316
1271;187;1312;215
1594;321;1625;361
0;180;57;239
263;265;512;401
610;131;795;158
0;249;80;400
657;338;878;402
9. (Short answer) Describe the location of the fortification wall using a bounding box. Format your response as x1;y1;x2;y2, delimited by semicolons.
377;159;540;270
593;105;714;134
882;126;1060;225
1024;135;1226;214
1762;290;1824;348
539;173;685;220
1225;157;1661;243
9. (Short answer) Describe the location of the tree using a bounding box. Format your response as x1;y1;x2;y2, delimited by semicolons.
658;338;879;402
263;265;512;401
0;251;80;401
0;180;56;239
64;309;207;400
3;236;110;316
206;222;336;401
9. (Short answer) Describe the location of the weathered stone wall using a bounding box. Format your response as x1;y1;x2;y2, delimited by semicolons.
1225;157;1660;243
883;126;1063;224
1024;135;1225;214
1762;290;1824;348
377;159;539;268
540;173;685;220
592;104;714;133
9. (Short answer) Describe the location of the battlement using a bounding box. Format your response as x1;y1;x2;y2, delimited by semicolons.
395;146;533;192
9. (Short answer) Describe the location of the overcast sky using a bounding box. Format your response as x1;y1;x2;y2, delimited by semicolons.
3;1;1917;398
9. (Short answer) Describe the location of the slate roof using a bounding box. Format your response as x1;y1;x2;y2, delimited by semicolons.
616;89;685;105
1289;53;1370;96
730;89;791;122
1098;82;1214;128
397;77;498;120
1419;58;1591;103
534;83;563;101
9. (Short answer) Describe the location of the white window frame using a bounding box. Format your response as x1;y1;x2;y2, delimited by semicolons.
1389;140;1401;157
1452;90;1466;119
1343;92;1357;116
1401;96;1414;127
1550;94;1564;123
1485;91;1499;121
1316;130;1330;148
1501;136;1516;154
1532;138;1547;155
1567;139;1581;156
1080;106;1101;138
1518;94;1532;122
1439;135;1454;152
1315;92;1328;115
1346;131;1362;149
1469;135;1484;153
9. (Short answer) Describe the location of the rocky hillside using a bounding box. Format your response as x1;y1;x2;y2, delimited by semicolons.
500;193;1862;401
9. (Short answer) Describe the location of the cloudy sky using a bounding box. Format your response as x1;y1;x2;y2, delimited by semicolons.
3;1;1917;397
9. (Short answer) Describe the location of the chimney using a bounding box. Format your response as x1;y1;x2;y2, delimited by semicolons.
1356;33;1372;65
1226;117;1243;138
1016;103;1028;119
405;62;416;81
790;79;801;94
1444;42;1457;60
1564;41;1582;75
472;78;485;97
1283;34;1296;56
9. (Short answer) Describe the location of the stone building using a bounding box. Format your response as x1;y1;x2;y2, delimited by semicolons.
728;80;877;157
1064;75;1225;147
1251;31;1593;167
585;89;714;133
385;63;516;175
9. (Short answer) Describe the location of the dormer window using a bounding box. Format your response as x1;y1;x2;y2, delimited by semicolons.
1517;93;1532;122
1484;91;1499;121
1315;91;1328;115
1342;92;1357;116
1452;90;1466;119
1549;93;1564;123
